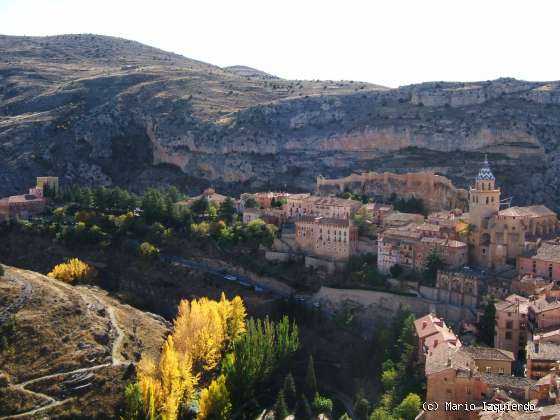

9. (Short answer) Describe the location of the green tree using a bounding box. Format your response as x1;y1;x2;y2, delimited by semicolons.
369;407;397;420
139;242;160;259
244;197;259;209
223;316;299;412
422;248;446;286
283;372;297;411
311;393;333;416
141;189;168;224
389;264;403;279
354;397;371;420
394;393;422;420
274;389;289;420
218;197;237;224
479;298;496;346
304;355;318;400
121;382;147;420
191;197;210;215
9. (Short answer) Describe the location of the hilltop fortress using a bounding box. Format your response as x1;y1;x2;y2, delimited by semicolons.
316;171;469;212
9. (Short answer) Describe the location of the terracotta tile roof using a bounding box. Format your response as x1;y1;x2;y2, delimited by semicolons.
530;241;560;264
414;313;444;339
526;340;560;361
531;297;560;314
499;205;556;218
425;344;475;375
462;346;515;362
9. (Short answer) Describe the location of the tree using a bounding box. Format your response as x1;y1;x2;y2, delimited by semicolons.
479;298;496;346
218;197;236;224
369;407;398;420
223;316;299;411
274;389;289;420
304;355;318;400
197;375;232;420
142;189;169;224
422;248;446;286
354;397;371;420
244;197;258;209
389;264;403;279
283;373;297;411
47;258;97;284
311;393;333;415
0;264;4;278
191;197;210;215
139;242;160;260
394;393;422;420
121;383;147;420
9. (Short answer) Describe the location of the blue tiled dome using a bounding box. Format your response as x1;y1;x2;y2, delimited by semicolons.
476;155;495;181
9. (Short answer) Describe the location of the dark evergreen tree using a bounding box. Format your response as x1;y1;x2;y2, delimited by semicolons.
304;355;318;400
479;299;496;346
422;248;446;286
274;389;289;419
218;197;236;224
283;372;297;410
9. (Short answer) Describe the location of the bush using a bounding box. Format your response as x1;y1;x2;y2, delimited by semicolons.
47;258;97;284
0;264;4;277
139;242;160;259
311;393;333;415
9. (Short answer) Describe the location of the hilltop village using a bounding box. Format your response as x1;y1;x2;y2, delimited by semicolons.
3;158;560;419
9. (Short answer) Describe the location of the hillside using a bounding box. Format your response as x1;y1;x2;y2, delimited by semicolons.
1;34;560;209
0;265;169;419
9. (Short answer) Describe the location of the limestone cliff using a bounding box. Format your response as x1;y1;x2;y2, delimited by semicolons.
1;34;560;210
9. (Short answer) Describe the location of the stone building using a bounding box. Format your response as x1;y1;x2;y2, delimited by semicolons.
435;269;481;309
35;176;59;194
526;339;560;379
414;313;461;361
294;216;358;262
239;191;289;210
377;225;468;274
363;202;394;225
528;296;560;333
467;157;559;270
494;295;529;360
517;239;560;283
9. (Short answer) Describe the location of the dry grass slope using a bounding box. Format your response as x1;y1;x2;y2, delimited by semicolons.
0;265;169;419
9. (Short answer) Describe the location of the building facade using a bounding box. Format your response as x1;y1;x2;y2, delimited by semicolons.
294;216;358;262
494;295;529;360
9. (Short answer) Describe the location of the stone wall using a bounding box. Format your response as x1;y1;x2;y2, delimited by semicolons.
316;171;469;212
310;286;476;324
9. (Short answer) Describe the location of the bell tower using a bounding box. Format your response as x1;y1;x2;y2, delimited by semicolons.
469;155;500;228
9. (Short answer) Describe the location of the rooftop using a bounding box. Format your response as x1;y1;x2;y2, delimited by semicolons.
530;296;560;314
499;205;556;218
527;340;560;361
461;346;515;362
528;240;560;264
476;155;496;181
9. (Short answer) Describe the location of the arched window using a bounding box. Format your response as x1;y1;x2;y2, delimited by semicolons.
486;197;489;204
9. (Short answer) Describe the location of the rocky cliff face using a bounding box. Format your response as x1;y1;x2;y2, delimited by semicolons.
1;34;560;210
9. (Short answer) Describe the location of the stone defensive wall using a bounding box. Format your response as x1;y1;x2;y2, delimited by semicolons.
310;286;476;325
316;171;469;212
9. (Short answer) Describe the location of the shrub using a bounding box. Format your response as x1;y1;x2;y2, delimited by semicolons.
47;258;97;284
139;242;160;259
0;264;4;277
311;393;333;415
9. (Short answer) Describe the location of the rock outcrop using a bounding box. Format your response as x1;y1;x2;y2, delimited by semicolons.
316;171;469;211
1;34;560;210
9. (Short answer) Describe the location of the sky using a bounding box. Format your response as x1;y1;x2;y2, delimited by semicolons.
1;0;559;88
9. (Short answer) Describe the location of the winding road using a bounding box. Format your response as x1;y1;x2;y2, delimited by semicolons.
0;270;126;420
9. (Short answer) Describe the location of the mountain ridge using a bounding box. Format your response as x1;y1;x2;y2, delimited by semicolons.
1;34;560;209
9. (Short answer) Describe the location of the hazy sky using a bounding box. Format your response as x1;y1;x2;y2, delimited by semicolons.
2;0;559;87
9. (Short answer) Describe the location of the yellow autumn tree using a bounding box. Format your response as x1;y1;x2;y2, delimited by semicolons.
137;336;198;420
47;258;97;284
171;295;247;372
197;374;232;420
133;295;247;420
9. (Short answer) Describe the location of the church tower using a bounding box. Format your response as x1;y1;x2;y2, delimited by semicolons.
469;155;500;228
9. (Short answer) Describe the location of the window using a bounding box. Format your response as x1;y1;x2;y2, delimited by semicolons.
485;366;491;373
499;368;504;374
505;331;512;340
506;321;513;329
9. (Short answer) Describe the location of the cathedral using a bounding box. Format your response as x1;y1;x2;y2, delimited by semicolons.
467;157;559;270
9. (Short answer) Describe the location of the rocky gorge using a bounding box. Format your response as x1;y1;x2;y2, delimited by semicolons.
1;34;560;209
